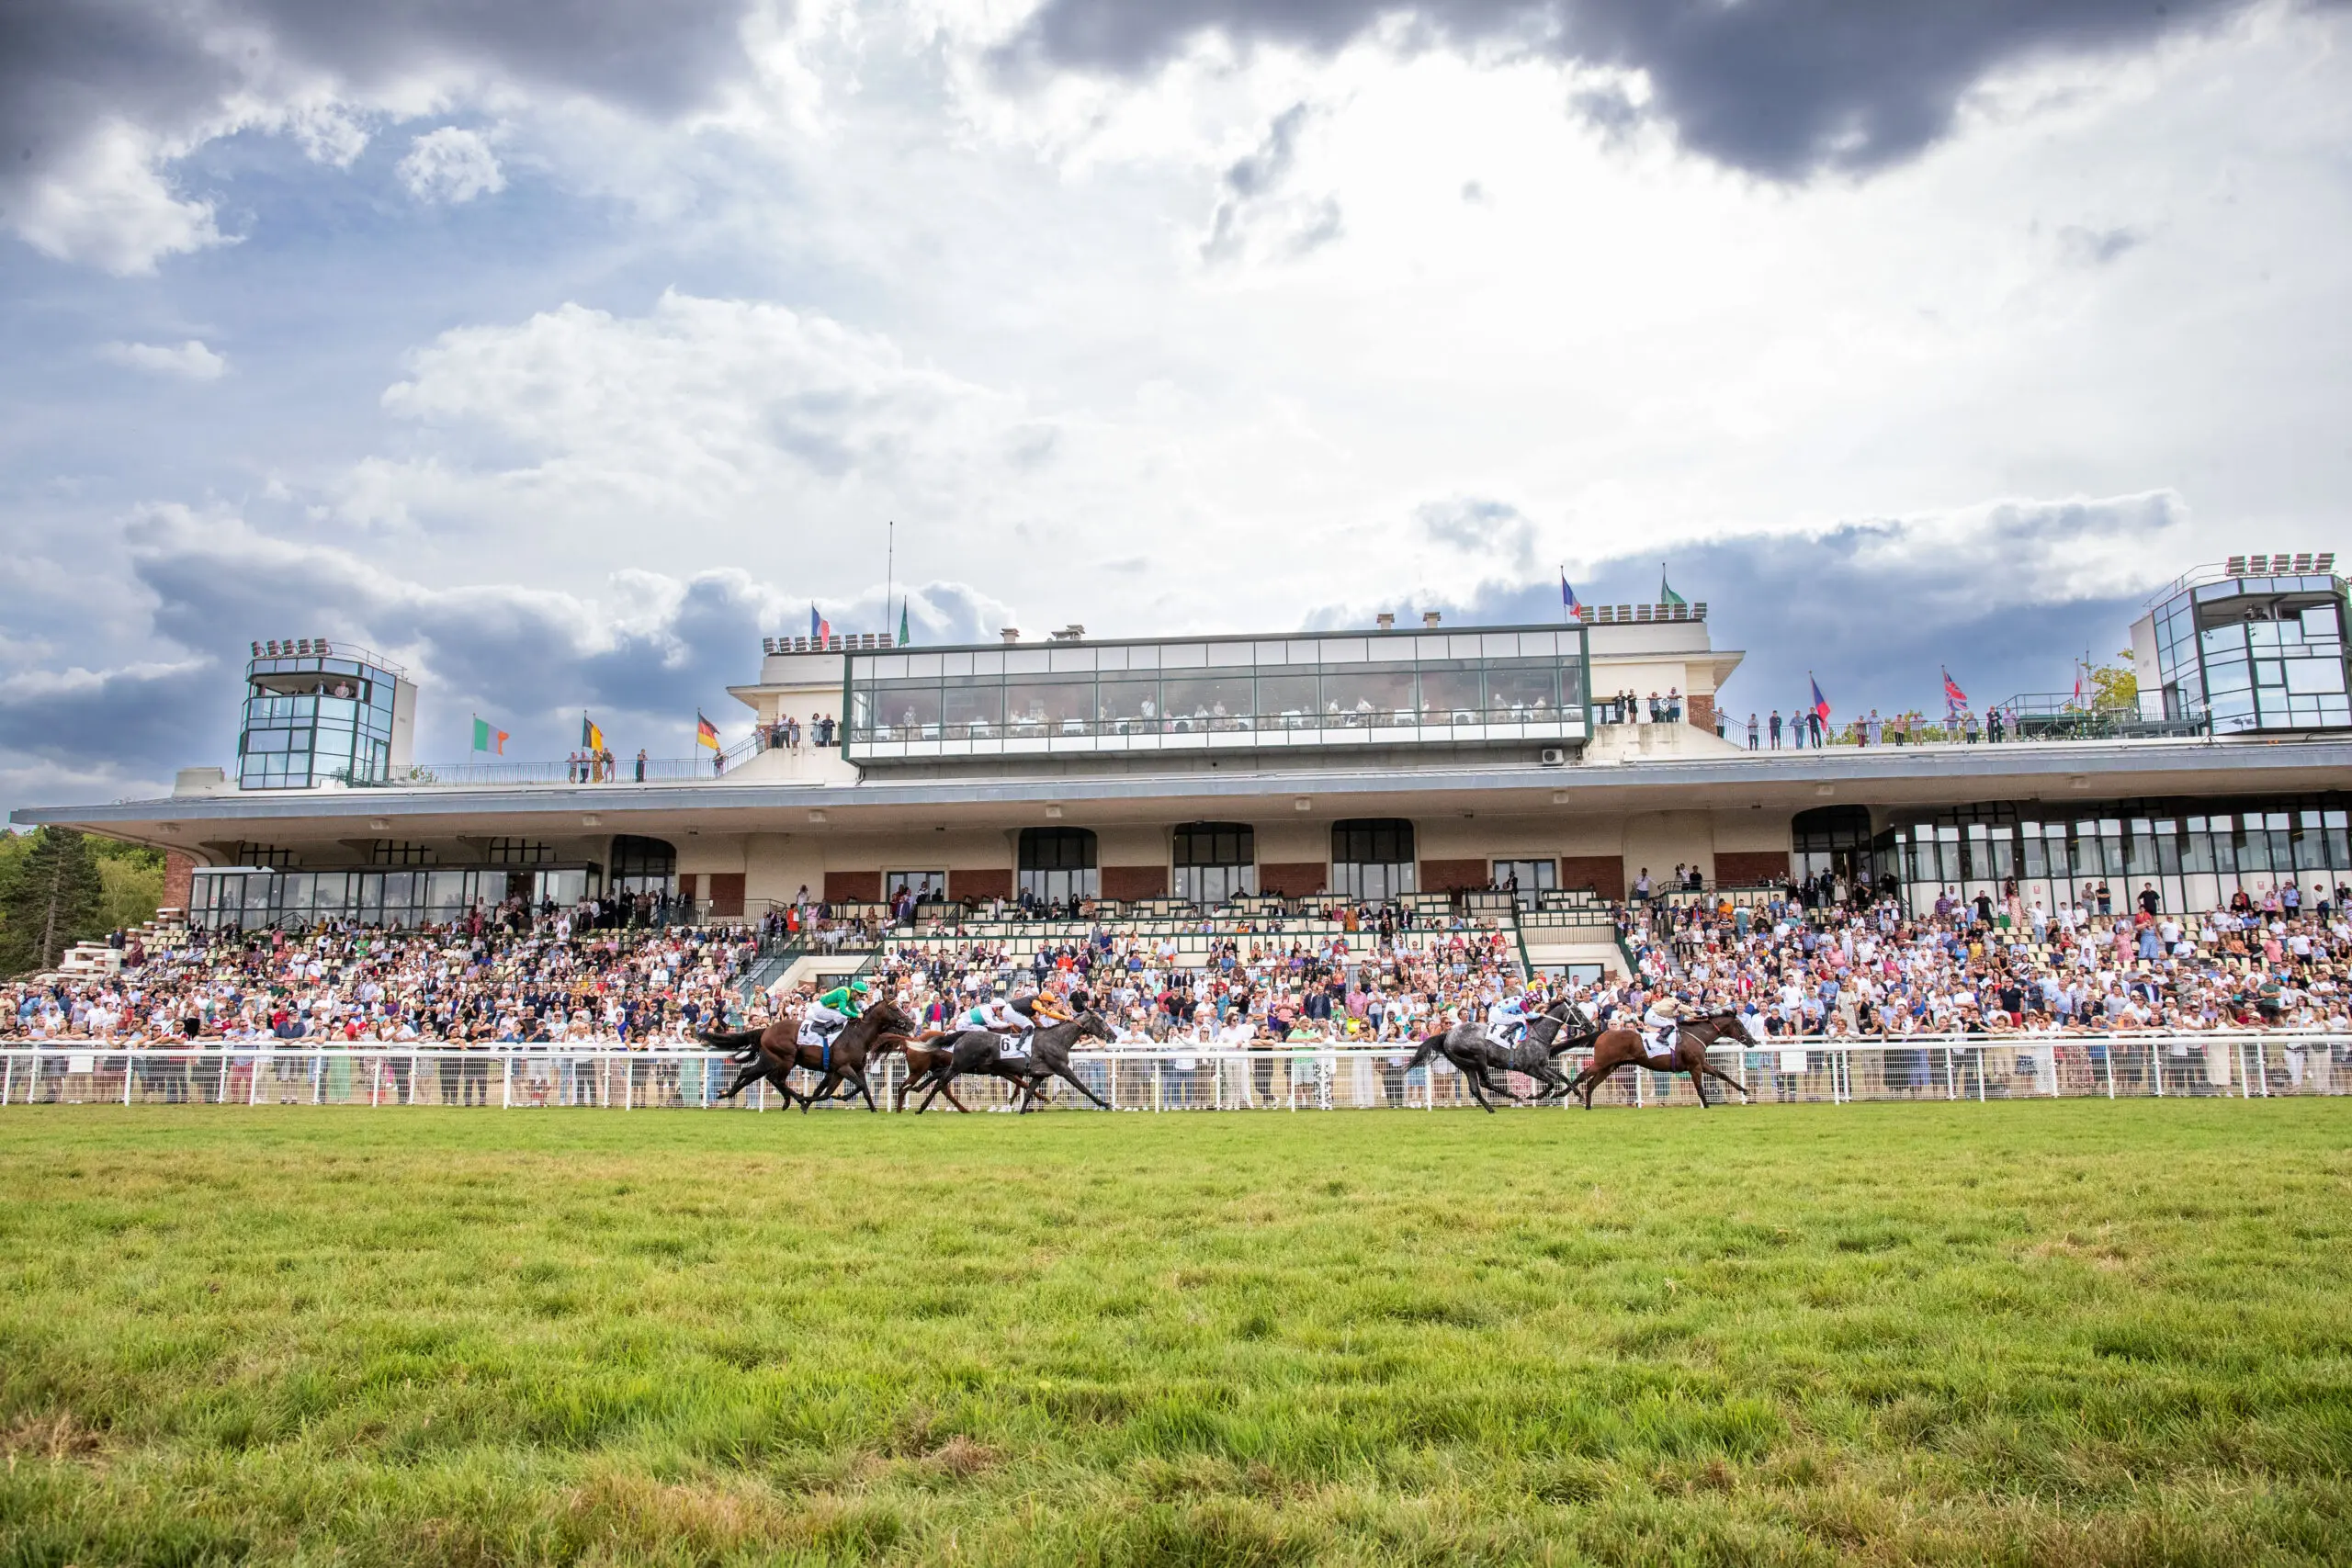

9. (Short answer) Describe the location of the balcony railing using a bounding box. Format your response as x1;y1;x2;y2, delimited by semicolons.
848;704;1586;759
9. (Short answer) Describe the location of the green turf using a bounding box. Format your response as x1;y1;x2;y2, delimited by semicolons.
2;1101;2349;1566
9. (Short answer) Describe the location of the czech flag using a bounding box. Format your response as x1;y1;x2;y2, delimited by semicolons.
1809;677;1830;722
1941;668;1969;706
695;712;720;750
1561;569;1584;620
810;604;832;645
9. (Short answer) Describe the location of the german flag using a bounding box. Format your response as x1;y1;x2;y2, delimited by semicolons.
695;712;720;750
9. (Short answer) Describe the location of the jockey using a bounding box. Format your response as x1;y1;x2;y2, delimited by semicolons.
801;977;871;1049
1485;990;1529;1051
1642;992;1686;1057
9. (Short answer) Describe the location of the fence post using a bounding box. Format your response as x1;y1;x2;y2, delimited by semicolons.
249;1049;264;1107
1975;1046;1985;1102
2101;1043;2115;1100
215;1051;228;1105
503;1055;514;1109
28;1053;40;1105
623;1052;633;1111
408;1050;420;1105
3;1053;12;1106
370;1056;381;1107
2257;1039;2272;1098
123;1052;135;1106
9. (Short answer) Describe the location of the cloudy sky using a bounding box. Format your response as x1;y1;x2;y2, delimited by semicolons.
4;0;2348;807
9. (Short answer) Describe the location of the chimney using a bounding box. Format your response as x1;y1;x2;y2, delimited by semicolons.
1001;627;1021;644
1375;613;1396;632
1064;623;1084;640
1421;610;1442;628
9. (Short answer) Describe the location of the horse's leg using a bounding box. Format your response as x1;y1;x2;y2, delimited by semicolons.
1462;1068;1499;1114
802;1071;842;1112
1702;1059;1755;1101
1051;1060;1111;1110
1690;1061;1710;1108
914;1068;953;1114
847;1065;880;1112
938;1078;973;1113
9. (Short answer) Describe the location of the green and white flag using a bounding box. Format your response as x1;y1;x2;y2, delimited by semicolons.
1658;567;1687;607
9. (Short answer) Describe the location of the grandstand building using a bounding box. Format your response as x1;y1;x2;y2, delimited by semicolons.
14;558;2352;950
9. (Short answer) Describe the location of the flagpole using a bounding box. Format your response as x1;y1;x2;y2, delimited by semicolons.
886;520;895;642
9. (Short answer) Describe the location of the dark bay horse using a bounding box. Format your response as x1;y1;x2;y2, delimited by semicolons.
703;999;914;1112
869;1032;975;1113
911;1010;1118;1114
1406;999;1592;1111
1566;1011;1756;1110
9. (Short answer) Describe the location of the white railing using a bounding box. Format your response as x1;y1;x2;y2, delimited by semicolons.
0;1033;2341;1112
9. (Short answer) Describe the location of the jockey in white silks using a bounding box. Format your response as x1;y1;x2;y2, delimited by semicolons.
1642;993;1686;1057
967;989;1035;1057
1485;990;1530;1052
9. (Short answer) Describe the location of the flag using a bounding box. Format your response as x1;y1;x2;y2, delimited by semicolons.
2071;666;2085;707
1561;570;1584;619
582;713;605;751
1941;668;1969;707
695;712;720;750
470;716;508;755
1658;567;1686;607
898;601;910;646
1808;676;1830;722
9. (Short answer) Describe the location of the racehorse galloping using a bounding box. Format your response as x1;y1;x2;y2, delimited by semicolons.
869;1032;976;1113
703;999;915;1112
1566;1010;1755;1110
1406;998;1592;1111
911;1010;1118;1114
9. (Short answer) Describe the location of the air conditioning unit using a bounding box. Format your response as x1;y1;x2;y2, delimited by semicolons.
1538;747;1568;767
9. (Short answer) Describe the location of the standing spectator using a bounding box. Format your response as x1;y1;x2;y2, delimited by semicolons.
1747;713;1759;750
1769;710;1784;749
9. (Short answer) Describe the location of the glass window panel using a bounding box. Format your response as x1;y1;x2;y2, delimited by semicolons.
869;654;909;679
1095;647;1128;672
1419;664;1483;722
2303;604;2341;639
908;653;943;677
1253;641;1290;664
2287;657;2346;694
1162;675;1253;730
875;682;942;732
943;651;973;676
1254;673;1317;726
1318;638;1368;664
1160;643;1206;669
1484;660;1560;716
1094;679;1159;728
1006;679;1093;735
1049;646;1095;672
1205;640;1254;667
2256;660;2287;688
1322;665;1415;724
1005;648;1049;673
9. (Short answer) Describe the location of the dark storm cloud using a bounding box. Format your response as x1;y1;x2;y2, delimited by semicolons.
0;0;760;229
1003;0;2338;178
0;513;1011;808
1322;493;2184;717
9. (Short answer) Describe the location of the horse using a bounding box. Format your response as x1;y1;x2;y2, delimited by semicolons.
702;999;914;1112
1405;999;1592;1111
869;1032;977;1113
911;1010;1118;1114
1566;1010;1756;1110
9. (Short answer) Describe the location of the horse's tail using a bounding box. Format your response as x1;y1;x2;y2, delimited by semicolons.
701;1024;768;1058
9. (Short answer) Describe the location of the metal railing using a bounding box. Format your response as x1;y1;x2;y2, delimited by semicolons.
1;1033;2338;1112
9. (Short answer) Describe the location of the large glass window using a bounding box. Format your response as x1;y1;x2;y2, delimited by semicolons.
611;835;676;898
1018;827;1098;904
1491;858;1557;908
843;626;1590;759
1332;819;1415;900
1173;823;1255;905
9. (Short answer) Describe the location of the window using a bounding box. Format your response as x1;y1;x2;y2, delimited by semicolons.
1332;819;1415;900
1173;823;1255;904
370;840;435;865
1018;827;1098;903
885;869;948;901
230;842;298;868
1791;805;1872;886
485;838;551;865
1491;859;1556;908
610;835;676;897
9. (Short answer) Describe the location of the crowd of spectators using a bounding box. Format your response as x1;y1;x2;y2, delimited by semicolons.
7;873;2349;1106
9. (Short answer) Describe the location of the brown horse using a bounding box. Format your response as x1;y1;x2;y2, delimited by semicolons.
704;999;914;1112
912;1010;1118;1114
1566;1011;1756;1109
869;1032;976;1113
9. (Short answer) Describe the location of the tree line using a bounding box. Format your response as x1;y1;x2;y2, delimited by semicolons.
0;829;166;977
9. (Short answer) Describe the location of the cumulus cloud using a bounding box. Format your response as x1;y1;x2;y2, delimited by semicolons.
1202;103;1343;265
1415;495;1535;573
1001;0;2336;179
1322;491;2192;716
0;0;759;270
0;506;1021;805
397;127;506;204
98;339;228;380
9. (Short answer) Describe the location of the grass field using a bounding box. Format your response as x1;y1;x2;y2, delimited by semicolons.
3;1101;2349;1567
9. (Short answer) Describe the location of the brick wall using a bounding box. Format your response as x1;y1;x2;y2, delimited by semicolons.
1687;694;1715;733
162;849;195;913
1257;861;1326;897
1101;864;1167;900
1713;851;1788;886
1419;858;1488;894
1558;855;1625;901
950;867;1011;901
823;870;880;904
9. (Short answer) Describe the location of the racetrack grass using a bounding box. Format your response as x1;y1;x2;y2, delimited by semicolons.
2;1102;2349;1567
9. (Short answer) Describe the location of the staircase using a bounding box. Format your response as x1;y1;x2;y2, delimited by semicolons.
48;908;189;982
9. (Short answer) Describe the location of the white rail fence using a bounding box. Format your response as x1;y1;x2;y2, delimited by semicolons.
0;1034;2343;1112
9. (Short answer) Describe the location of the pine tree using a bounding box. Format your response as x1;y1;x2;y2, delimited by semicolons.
0;828;107;976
